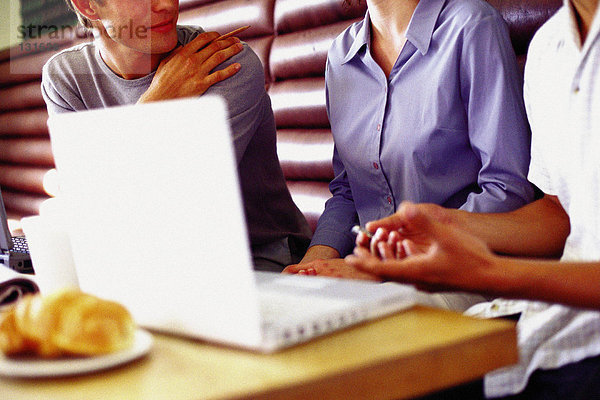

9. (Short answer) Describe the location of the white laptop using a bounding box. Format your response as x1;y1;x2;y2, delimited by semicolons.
47;97;416;353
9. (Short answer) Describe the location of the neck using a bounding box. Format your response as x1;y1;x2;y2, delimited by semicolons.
94;27;168;80
367;0;419;42
366;0;420;76
571;0;599;43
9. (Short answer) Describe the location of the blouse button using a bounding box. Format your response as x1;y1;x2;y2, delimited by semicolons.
373;163;379;170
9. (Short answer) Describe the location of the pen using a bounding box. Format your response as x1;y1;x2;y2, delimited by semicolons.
213;25;251;42
351;225;373;239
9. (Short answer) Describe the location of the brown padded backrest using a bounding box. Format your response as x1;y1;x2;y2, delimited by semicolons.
0;0;562;229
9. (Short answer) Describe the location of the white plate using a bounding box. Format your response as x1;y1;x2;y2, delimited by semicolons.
0;328;153;378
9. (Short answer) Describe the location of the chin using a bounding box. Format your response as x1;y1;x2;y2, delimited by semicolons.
150;34;179;54
150;44;178;56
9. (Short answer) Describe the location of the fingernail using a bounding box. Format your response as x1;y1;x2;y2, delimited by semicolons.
378;242;386;257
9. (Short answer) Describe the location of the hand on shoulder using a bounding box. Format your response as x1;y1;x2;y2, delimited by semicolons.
139;31;243;103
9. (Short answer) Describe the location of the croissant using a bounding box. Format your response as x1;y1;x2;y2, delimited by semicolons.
0;289;135;358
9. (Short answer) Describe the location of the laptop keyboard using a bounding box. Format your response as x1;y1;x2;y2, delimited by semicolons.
259;292;365;344
259;292;352;322
11;236;30;254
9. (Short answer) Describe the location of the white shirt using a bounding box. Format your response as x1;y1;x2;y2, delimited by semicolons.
465;1;600;397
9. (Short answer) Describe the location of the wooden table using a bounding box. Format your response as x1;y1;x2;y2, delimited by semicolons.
0;306;518;400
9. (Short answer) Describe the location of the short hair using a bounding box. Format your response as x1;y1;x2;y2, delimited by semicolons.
63;0;103;29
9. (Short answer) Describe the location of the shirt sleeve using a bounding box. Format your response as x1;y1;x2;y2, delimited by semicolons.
522;33;554;196
458;14;535;212
309;145;360;256
309;61;359;256
41;62;77;114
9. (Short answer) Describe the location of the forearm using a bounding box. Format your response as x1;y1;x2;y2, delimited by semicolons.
487;256;600;310
456;195;570;257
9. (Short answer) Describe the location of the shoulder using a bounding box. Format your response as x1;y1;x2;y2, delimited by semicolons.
205;43;266;116
439;0;507;32
176;25;205;45
524;6;567;89
41;42;97;112
43;41;97;77
176;25;266;113
175;24;264;84
441;0;503;21
42;41;99;100
527;6;566;60
332;19;364;49
226;43;265;92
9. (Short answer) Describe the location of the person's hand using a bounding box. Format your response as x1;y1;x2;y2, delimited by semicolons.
346;202;498;293
356;202;456;260
356;227;412;260
282;245;380;281
138;32;244;103
283;258;381;281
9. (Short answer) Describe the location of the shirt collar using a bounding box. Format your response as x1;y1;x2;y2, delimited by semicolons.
406;0;446;55
342;0;445;64
565;0;584;48
564;0;600;51
584;1;600;51
341;11;371;64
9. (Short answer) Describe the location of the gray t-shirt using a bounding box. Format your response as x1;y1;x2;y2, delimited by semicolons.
41;26;312;267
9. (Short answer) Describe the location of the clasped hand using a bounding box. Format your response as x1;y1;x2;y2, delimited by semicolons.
346;202;496;293
139;31;244;103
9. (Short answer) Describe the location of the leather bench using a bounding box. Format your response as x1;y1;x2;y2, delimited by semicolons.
0;0;562;231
